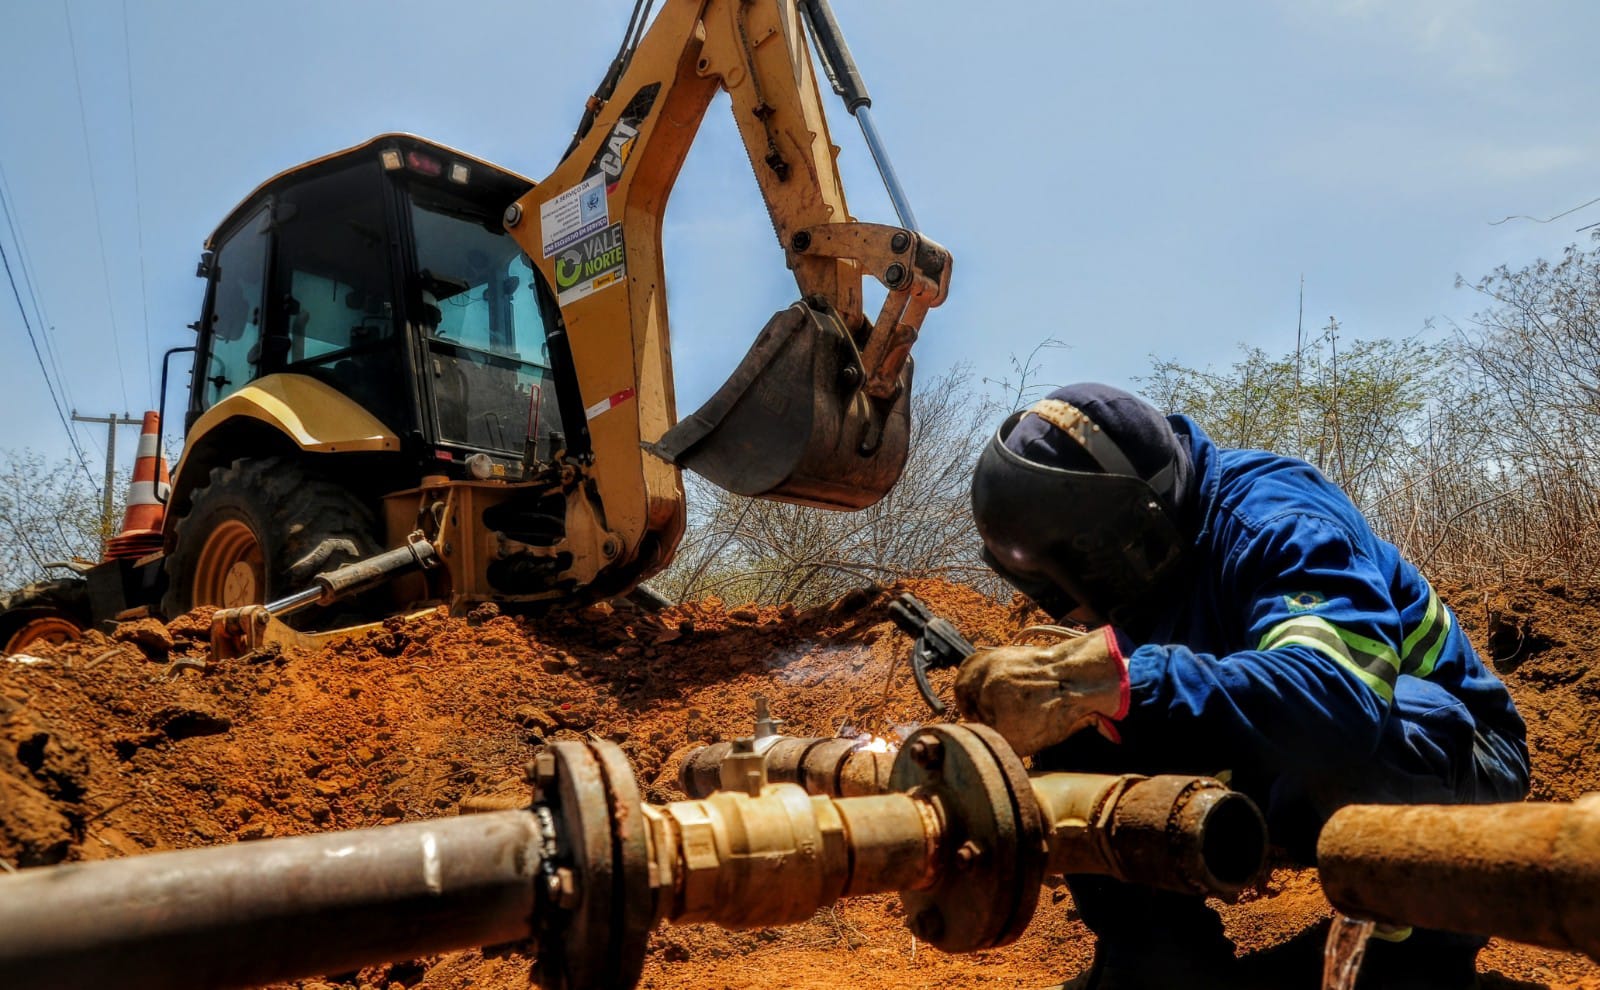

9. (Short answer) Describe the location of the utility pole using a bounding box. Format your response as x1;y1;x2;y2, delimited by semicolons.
71;410;137;552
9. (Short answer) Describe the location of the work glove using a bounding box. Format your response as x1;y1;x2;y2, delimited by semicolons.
954;626;1131;757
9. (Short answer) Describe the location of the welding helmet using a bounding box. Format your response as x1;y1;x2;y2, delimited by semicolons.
971;384;1193;626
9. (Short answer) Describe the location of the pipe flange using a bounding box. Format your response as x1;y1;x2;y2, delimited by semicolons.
532;740;652;990
890;724;1045;952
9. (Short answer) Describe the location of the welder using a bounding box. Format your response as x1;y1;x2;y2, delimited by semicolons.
961;383;1530;990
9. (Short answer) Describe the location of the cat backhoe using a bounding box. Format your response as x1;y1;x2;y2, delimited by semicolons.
0;0;951;654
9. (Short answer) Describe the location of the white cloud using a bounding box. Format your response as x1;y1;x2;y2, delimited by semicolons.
1465;144;1587;181
1290;0;1513;79
1275;121;1593;194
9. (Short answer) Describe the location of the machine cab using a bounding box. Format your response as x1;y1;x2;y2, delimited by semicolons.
191;135;575;474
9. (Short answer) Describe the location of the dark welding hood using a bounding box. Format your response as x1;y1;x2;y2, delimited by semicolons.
971;407;1188;624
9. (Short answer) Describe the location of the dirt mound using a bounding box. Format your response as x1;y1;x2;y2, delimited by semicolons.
1;577;1597;988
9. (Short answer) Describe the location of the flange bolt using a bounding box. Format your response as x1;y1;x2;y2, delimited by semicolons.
908;737;943;770
954;840;983;870
529;751;558;796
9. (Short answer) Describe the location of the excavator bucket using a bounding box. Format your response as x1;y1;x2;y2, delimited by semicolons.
646;302;911;510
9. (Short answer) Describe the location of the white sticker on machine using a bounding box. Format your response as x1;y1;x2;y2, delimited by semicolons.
539;172;608;257
553;222;626;307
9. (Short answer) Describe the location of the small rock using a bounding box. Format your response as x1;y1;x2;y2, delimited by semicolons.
660;940;691;963
148;706;231;741
113;619;174;657
313;779;345;798
550;701;598;731
512;705;556;733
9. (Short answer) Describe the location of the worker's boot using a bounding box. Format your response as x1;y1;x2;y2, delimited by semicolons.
1048;941;1238;990
1047;877;1238;990
1357;929;1484;990
1230;922;1484;990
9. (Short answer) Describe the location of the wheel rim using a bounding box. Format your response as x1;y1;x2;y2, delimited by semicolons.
193;519;266;608
4;615;82;655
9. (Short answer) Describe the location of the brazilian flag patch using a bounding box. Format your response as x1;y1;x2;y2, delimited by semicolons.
1283;591;1327;613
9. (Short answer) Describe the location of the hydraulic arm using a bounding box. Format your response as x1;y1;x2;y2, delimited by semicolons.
505;0;952;593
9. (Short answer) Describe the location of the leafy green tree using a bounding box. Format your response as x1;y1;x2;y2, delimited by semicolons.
1139;323;1447;512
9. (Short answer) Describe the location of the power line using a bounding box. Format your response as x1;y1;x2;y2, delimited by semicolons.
61;0;134;411
120;0;154;400
0;221;99;490
1489;195;1600;227
0;159;80;425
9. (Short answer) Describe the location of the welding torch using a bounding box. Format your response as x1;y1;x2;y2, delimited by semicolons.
887;592;975;715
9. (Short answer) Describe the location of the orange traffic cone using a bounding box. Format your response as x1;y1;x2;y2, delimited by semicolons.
103;411;171;561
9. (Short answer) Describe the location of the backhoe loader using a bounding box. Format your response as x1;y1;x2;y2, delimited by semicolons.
0;0;950;653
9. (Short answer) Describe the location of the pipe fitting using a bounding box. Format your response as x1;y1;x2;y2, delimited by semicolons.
1031;772;1266;899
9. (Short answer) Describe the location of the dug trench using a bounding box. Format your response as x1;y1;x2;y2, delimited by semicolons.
1;578;1597;989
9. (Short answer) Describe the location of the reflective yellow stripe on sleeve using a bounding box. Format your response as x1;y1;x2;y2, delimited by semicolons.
1399;584;1453;679
1258;615;1398;703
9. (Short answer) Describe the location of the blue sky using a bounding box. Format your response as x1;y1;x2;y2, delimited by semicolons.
1;1;1596;470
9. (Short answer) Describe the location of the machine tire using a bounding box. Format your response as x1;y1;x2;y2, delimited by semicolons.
161;457;382;628
0;578;91;656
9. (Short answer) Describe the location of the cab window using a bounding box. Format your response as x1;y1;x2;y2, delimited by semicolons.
199;207;269;409
410;186;561;456
267;161;408;432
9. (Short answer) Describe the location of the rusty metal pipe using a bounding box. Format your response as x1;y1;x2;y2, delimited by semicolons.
833;793;939;895
1318;795;1600;959
685;743;1266;900
0;731;1270;990
0;811;542;990
1032;772;1267;899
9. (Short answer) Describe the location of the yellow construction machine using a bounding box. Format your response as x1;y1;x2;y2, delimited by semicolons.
0;0;950;653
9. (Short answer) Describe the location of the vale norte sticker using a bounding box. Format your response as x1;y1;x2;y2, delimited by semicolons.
554;223;626;306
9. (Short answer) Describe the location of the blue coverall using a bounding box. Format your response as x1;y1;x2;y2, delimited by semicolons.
1044;416;1530;962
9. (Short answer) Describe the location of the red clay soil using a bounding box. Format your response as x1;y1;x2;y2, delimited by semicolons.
1;577;1597;989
